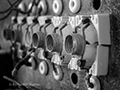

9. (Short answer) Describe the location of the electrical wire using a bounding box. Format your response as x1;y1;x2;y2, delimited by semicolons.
7;0;12;6
0;0;22;21
0;0;36;21
12;48;35;77
0;9;13;21
0;0;22;14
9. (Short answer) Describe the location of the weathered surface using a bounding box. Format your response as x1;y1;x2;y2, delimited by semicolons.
0;0;120;90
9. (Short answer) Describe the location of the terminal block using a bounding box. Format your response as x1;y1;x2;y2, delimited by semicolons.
8;12;110;90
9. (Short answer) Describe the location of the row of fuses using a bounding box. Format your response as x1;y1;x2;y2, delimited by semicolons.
18;0;101;16
8;14;110;76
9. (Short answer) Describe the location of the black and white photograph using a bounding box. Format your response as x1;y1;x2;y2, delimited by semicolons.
0;0;120;90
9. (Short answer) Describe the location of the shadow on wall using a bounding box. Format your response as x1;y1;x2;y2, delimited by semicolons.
0;0;30;89
0;1;15;89
0;52;13;90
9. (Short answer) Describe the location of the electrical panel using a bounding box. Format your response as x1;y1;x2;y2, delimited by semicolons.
2;0;111;90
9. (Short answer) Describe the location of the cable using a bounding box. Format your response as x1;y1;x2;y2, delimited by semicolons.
0;0;34;21
0;9;13;21
0;0;22;14
0;0;22;21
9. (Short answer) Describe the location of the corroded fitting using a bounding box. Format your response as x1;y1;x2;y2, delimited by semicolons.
45;33;63;53
11;30;22;43
3;29;12;41
82;44;97;69
65;33;85;56
87;76;100;90
32;31;45;48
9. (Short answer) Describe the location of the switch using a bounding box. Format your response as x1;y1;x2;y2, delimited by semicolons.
3;28;12;41
90;14;111;45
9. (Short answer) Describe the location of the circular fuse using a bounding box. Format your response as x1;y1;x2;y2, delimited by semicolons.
52;0;63;15
69;0;81;13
